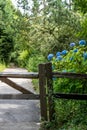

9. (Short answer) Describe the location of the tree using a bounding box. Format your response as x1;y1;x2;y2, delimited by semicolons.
36;0;81;55
16;0;81;57
72;0;87;14
0;0;15;63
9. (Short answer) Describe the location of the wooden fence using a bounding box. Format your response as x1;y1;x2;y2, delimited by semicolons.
0;63;50;121
43;62;87;121
0;62;87;121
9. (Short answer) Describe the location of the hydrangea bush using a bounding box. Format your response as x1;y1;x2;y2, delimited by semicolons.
47;40;87;93
48;40;87;73
47;40;87;128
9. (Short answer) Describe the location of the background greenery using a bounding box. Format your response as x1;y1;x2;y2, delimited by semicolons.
0;0;87;129
0;0;83;67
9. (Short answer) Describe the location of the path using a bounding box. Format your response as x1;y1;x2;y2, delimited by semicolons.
0;68;40;130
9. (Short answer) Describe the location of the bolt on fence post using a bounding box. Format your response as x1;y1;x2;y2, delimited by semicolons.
39;63;48;121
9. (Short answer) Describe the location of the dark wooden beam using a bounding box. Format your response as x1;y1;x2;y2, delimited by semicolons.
39;63;48;121
0;94;40;100
53;72;87;79
54;93;87;100
46;62;55;121
0;78;33;94
0;72;39;79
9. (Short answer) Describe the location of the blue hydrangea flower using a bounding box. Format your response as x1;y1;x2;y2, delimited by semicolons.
73;49;78;53
83;52;87;60
52;77;57;80
70;57;74;61
62;70;67;72
56;52;61;57
70;42;75;47
47;54;54;60
69;69;75;72
52;65;55;70
56;55;62;61
61;50;68;55
79;40;86;45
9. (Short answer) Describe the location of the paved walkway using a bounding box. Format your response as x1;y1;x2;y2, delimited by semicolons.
0;68;40;130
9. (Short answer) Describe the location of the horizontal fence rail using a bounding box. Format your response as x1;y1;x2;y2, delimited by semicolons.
52;71;87;101
53;93;87;100
53;72;87;79
0;94;40;100
0;72;39;79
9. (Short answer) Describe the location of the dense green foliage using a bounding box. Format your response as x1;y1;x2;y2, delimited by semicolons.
72;0;87;13
1;0;87;129
52;42;87;74
0;0;14;63
0;0;87;66
0;0;82;66
46;40;87;129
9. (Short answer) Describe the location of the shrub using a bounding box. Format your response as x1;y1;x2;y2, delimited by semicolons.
47;40;87;129
49;40;87;73
0;63;6;71
17;50;29;67
26;55;46;72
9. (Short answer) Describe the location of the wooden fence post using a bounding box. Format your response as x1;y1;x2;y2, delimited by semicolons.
45;62;55;121
39;63;48;121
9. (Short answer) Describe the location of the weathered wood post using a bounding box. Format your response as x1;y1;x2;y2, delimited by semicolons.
45;62;55;121
39;63;48;121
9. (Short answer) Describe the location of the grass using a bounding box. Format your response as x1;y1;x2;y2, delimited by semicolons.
32;79;39;93
59;124;87;130
39;99;87;130
39;121;87;130
0;63;6;71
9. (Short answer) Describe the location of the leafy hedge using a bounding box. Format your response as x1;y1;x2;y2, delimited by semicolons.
47;40;87;129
